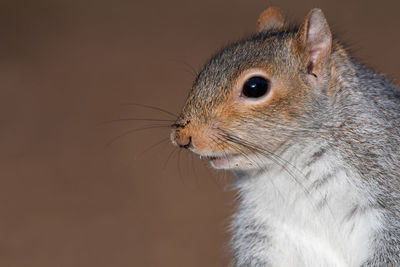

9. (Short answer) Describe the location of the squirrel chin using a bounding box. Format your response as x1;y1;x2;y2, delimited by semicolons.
208;154;239;169
207;154;259;170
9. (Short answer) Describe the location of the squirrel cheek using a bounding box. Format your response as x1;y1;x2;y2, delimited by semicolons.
195;129;230;153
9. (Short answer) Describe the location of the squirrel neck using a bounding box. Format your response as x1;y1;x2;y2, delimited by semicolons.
231;142;380;266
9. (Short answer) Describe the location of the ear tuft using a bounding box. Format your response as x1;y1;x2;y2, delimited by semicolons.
256;8;285;32
296;9;332;79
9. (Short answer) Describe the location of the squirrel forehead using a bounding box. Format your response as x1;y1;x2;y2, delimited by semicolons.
193;31;298;91
179;30;301;121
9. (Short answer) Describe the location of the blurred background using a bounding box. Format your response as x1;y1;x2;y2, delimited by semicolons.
0;0;399;266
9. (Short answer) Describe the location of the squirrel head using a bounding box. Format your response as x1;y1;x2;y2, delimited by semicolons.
171;8;335;170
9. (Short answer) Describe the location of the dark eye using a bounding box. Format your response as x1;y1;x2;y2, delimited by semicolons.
241;76;269;98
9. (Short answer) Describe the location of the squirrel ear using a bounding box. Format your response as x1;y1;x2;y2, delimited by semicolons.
256;8;285;32
295;9;332;79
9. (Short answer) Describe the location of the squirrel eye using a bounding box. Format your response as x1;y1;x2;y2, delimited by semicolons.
241;76;269;98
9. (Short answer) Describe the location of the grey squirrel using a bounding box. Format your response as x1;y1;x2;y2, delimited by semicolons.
170;8;400;267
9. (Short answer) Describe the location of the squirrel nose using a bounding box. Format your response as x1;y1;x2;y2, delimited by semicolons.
175;134;192;149
171;121;193;149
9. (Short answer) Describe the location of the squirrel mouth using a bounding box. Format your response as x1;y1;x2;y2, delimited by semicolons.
207;154;238;168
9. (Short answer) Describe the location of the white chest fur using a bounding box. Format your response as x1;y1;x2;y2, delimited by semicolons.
231;148;382;267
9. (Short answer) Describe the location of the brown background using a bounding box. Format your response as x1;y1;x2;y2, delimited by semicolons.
0;0;399;266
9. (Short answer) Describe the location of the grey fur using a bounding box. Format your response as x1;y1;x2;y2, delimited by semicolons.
172;14;400;267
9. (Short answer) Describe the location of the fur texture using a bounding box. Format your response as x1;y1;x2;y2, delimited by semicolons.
171;8;400;266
